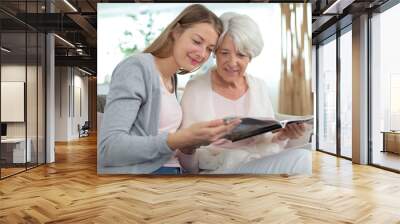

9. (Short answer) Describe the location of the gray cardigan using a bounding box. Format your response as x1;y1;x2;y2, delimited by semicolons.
98;53;174;174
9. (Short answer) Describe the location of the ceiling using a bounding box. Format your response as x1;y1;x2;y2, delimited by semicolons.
0;0;160;75
0;0;103;75
0;0;397;75
311;0;391;44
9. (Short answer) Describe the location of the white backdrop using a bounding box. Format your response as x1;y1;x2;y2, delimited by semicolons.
1;81;25;122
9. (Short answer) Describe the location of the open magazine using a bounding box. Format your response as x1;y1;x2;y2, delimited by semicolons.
224;116;314;142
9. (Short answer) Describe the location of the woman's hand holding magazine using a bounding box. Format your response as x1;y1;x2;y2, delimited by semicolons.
272;122;306;143
222;116;314;142
177;118;242;154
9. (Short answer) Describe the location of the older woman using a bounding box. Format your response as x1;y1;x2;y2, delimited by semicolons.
177;12;312;174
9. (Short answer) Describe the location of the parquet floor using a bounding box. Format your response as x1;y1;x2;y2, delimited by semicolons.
373;151;400;171
1;134;400;223
1;167;25;177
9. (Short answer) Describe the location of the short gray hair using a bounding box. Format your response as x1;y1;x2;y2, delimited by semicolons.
216;12;264;59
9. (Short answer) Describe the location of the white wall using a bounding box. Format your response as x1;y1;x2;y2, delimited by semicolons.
1;63;46;164
55;67;68;141
72;73;89;138
1;65;40;137
55;67;89;141
1;66;26;128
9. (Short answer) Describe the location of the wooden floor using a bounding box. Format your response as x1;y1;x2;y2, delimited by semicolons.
0;167;26;178
1;134;400;223
373;150;400;171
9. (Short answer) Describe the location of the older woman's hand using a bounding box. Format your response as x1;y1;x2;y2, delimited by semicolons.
168;118;241;152
272;122;306;143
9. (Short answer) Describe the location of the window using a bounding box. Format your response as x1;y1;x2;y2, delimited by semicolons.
390;74;400;130
339;29;352;158
317;37;337;154
0;1;47;179
371;2;400;171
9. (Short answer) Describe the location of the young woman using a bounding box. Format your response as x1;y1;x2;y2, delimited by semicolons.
98;4;240;174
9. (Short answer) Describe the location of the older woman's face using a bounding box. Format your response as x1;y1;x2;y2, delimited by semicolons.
215;35;250;83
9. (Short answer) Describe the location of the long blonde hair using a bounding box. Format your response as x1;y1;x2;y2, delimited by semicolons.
144;4;223;58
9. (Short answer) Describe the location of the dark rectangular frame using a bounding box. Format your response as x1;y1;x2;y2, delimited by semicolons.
314;0;400;173
0;0;47;179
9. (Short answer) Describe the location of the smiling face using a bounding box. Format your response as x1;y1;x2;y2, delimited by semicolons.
172;23;219;72
215;35;251;83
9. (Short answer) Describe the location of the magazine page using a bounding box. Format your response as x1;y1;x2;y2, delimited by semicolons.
224;117;282;142
280;116;314;128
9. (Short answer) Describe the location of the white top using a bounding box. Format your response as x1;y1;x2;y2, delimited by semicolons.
181;68;275;126
158;76;183;168
178;68;281;172
212;90;249;119
212;90;257;149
